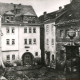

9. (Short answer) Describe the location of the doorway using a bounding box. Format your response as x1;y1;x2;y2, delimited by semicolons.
22;52;33;65
65;46;80;72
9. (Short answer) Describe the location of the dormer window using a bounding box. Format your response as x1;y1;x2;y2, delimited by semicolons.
11;16;14;21
4;11;15;23
6;16;9;19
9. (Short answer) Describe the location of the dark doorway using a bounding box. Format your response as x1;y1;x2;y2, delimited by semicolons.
22;52;33;65
66;46;80;72
46;52;50;66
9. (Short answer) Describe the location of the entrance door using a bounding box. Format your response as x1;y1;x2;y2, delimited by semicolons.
46;52;50;66
22;52;33;65
66;46;79;72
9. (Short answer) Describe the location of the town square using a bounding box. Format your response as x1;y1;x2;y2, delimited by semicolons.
0;0;80;80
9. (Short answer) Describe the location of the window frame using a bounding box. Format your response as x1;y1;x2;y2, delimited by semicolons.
29;39;32;44
12;39;15;45
46;39;49;45
52;39;54;45
24;27;27;33
24;39;27;45
35;52;38;56
65;29;69;38
60;30;64;38
29;27;32;33
7;55;10;60
33;38;36;44
46;25;49;33
12;27;15;33
33;27;36;33
12;55;15;60
6;39;10;45
6;27;9;33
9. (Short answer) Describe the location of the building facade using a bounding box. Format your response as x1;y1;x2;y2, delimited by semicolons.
39;11;59;67
44;22;56;66
55;0;80;72
0;3;41;65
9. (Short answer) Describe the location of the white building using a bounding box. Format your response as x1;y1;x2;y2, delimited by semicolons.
0;3;41;65
44;21;56;66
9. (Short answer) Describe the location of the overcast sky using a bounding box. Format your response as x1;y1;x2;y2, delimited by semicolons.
0;0;70;16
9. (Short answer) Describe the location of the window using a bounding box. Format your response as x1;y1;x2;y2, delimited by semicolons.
51;24;54;34
24;27;27;33
12;27;15;33
6;16;10;23
7;55;10;60
24;39;27;44
29;27;31;33
33;27;36;33
6;27;9;33
52;55;54;60
60;30;64;38
6;16;9;20
52;39;54;45
35;52;38;56
29;39;32;44
12;55;15;60
76;30;79;37
46;39;49;45
46;25;49;32
12;39;15;45
6;39;10;45
65;29;69;38
33;38;36;44
11;16;14;21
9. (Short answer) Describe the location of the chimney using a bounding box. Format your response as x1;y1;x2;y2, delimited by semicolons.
43;12;47;21
59;6;62;10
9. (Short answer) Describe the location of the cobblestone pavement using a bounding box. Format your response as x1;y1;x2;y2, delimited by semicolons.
0;66;80;80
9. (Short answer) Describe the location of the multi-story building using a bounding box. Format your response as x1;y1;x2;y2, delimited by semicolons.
55;0;80;72
39;11;61;66
44;21;56;66
0;2;41;65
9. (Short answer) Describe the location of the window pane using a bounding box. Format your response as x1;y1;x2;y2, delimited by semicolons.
52;55;54;60
7;55;10;60
60;30;64;38
12;27;15;33
24;27;27;33
6;27;9;33
35;52;38;56
46;25;49;32
29;27;31;33
65;29;69;37
12;39;15;45
46;39;49;45
24;39;27;44
29;39;32;44
12;55;15;60
11;16;14;21
52;39;54;45
33;39;36;44
33;27;36;33
6;39;9;45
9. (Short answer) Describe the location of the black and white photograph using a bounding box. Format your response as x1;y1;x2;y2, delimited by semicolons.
0;0;80;80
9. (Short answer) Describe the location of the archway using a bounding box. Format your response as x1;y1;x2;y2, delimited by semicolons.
22;52;34;65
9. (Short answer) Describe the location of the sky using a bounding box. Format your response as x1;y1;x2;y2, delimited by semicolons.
0;0;70;16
